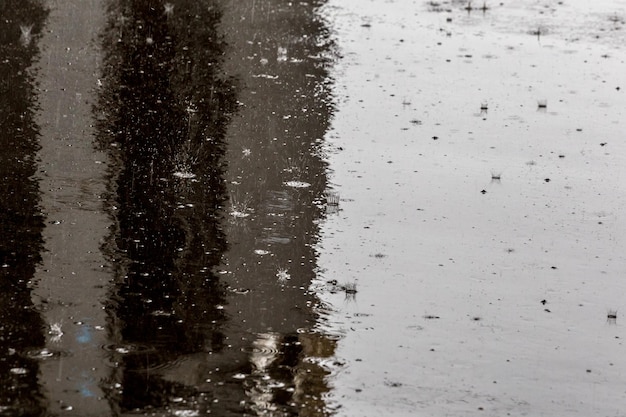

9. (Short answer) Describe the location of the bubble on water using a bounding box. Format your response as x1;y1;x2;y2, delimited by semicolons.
232;373;247;380
10;367;28;375
254;249;270;255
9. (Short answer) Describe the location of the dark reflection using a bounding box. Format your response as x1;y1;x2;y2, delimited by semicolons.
0;1;48;415
96;0;337;414
96;0;236;414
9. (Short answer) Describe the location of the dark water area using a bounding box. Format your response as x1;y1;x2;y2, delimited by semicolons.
0;1;48;415
95;0;235;414
1;0;337;415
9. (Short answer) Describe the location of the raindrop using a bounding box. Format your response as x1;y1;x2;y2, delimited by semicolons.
285;180;311;188
172;411;199;417
277;46;288;62
19;25;33;46
174;171;196;179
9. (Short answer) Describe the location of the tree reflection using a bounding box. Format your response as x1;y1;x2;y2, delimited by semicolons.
0;1;48;415
96;0;338;415
96;0;236;414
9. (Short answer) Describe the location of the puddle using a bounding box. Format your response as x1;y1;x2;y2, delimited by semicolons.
1;0;625;415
